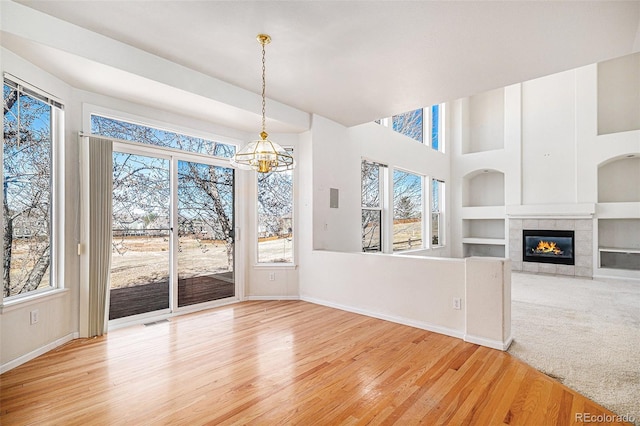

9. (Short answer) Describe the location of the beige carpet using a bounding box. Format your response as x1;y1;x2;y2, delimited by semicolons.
508;272;640;424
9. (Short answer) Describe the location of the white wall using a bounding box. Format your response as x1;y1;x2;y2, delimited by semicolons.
298;250;512;350
522;70;577;205
311;115;361;253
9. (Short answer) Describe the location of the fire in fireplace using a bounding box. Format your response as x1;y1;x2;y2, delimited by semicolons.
523;230;575;265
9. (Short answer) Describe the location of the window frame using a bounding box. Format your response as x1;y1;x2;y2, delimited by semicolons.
89;110;238;160
256;148;295;265
431;179;446;248
428;104;445;153
361;159;387;253
1;74;65;306
362;161;446;254
391;167;425;252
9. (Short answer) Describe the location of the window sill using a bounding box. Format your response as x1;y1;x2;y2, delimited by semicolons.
253;263;298;269
392;246;447;255
393;248;427;255
0;288;70;314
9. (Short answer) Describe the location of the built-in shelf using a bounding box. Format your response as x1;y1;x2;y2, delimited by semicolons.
461;206;506;219
463;243;505;258
599;248;640;271
462;238;506;245
462;219;505;241
599;247;640;253
597;219;640;272
461;210;506;258
596;202;640;219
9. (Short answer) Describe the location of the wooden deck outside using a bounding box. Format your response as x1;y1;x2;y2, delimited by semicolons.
1;300;632;425
109;273;234;319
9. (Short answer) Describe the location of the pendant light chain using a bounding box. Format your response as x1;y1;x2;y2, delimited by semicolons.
261;40;267;138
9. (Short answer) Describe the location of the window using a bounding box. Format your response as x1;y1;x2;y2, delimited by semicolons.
257;158;293;263
378;104;444;151
3;77;62;299
393;170;423;251
91;115;236;158
432;179;445;246
392;109;423;143
430;105;441;151
361;160;385;252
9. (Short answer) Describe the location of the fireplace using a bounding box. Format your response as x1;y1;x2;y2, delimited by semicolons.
523;230;575;265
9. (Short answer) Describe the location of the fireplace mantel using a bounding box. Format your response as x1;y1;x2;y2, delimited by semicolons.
506;203;595;219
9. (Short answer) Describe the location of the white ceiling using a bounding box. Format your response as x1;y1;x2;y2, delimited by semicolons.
9;1;640;128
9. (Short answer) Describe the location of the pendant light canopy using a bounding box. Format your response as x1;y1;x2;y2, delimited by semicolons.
231;34;294;173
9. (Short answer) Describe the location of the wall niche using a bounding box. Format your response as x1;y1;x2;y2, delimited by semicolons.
462;170;505;207
462;88;505;154
598;52;640;135
598;156;640;203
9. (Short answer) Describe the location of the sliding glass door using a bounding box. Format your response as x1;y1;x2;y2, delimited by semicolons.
177;161;235;307
109;152;171;320
108;149;236;321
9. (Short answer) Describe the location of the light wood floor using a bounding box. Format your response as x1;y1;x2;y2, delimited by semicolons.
0;300;631;425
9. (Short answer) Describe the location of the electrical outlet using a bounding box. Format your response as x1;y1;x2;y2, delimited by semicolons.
269;272;275;281
30;309;39;325
453;298;462;310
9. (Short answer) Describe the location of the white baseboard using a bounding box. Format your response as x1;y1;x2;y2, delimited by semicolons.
1;332;79;374
300;295;465;341
245;295;300;301
465;333;513;351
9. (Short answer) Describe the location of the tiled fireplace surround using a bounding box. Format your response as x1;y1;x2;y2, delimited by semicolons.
509;218;593;278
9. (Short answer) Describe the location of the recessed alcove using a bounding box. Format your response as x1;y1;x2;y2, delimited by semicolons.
462;170;505;207
598;156;640;203
462;88;505;154
598;219;640;271
598;52;640;135
463;219;505;239
463;244;505;258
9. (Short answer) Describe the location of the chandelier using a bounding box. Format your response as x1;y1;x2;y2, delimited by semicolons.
231;34;294;173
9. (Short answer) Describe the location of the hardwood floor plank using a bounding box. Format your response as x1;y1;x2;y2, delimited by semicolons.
0;300;631;425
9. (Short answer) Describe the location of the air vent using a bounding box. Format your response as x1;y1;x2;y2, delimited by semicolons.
143;319;169;327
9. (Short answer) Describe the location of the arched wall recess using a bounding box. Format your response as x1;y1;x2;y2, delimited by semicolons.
597;155;640;203
462;169;506;207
